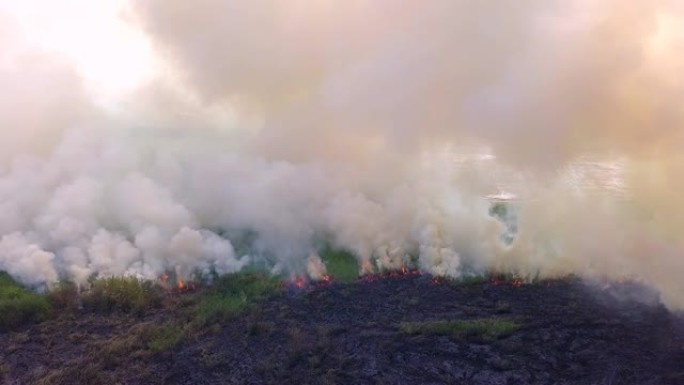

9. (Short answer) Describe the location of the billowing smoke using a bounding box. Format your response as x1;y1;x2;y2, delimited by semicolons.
1;1;684;308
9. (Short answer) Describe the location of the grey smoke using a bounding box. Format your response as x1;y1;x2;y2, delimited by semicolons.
1;2;684;309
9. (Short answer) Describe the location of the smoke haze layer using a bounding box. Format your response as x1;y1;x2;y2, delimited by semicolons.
1;1;684;308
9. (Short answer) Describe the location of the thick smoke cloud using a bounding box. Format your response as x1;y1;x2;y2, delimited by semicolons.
1;2;684;309
0;52;93;166
132;0;684;167
131;0;684;307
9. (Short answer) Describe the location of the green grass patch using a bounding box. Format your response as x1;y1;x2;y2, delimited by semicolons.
448;274;489;286
195;294;248;325
0;271;50;331
319;247;358;282
82;276;162;314
211;272;281;298
194;272;281;326
400;318;521;341
489;202;509;219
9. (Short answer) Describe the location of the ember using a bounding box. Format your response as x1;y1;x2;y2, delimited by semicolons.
294;275;307;289
360;274;379;284
287;273;336;290
158;272;200;294
489;275;524;288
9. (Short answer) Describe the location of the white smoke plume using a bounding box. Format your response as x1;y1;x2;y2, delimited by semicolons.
1;1;684;308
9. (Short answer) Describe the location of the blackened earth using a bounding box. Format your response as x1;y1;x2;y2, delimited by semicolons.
2;276;684;385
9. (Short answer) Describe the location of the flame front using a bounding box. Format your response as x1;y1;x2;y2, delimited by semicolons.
294;275;306;289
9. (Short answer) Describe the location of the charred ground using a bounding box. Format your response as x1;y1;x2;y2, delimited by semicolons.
1;274;684;385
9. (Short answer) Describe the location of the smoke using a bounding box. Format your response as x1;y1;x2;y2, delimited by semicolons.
1;1;684;308
131;0;684;167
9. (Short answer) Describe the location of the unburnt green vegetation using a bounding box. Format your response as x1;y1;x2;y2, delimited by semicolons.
400;318;522;341
489;201;510;219
193;272;282;326
319;247;358;282
0;272;50;331
0;268;285;334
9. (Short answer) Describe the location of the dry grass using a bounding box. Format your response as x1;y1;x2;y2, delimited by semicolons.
81;277;163;314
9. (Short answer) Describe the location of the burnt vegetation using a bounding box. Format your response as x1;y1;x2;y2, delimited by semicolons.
0;268;683;385
399;319;522;342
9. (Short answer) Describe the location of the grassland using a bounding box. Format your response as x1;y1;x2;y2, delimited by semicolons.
318;247;358;282
0;272;50;331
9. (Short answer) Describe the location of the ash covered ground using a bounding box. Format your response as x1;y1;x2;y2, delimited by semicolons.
1;275;683;385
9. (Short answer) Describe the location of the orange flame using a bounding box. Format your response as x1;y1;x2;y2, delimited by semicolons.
177;279;186;290
294;275;306;289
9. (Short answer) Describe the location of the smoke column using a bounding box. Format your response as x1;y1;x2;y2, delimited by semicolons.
1;1;684;308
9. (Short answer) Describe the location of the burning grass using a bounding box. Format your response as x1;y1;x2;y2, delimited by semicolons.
0;272;50;331
399;318;522;341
